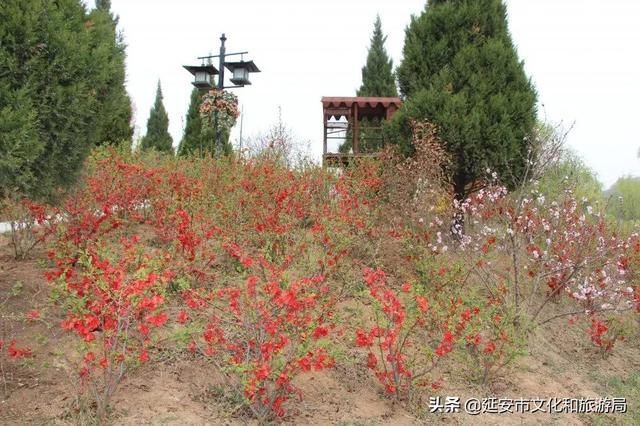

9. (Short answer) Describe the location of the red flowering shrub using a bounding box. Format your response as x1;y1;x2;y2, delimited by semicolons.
355;267;478;399
0;337;33;397
186;261;336;421
587;316;627;357
47;234;172;421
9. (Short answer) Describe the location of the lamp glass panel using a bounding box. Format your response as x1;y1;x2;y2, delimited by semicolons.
195;71;209;83
233;68;248;80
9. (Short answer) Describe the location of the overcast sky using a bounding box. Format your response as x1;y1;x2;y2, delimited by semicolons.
92;0;639;189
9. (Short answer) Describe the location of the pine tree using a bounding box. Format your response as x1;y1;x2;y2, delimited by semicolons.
392;0;537;199
340;15;397;154
140;82;174;153
87;0;133;146
0;0;102;201
357;15;397;98
177;88;207;156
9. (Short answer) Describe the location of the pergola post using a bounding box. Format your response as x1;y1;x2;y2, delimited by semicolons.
322;111;328;166
352;103;359;155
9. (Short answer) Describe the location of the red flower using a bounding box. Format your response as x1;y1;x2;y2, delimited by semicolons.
7;341;32;358
483;341;496;354
465;334;482;346
79;366;90;378
366;352;377;369
298;356;312;372
435;331;454;357
276;372;290;387
355;329;373;347
312;326;329;339
176;310;189;324
255;364;271;380
246;275;258;298
139;350;149;363
145;313;168;327
415;295;429;313
26;310;41;321
272;396;286;417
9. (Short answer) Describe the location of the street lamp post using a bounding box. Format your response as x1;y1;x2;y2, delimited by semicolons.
183;33;260;157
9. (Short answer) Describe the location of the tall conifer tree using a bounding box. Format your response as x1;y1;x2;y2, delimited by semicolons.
357;15;397;98
392;0;537;199
87;0;133;146
177;88;207;156
340;15;397;153
0;0;102;200
140;82;174;153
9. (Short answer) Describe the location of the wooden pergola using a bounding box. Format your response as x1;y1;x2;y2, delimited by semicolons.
322;96;402;166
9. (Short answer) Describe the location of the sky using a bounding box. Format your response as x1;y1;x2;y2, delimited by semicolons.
91;0;639;189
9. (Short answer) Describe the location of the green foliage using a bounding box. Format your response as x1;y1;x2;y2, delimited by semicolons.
0;0;133;201
606;176;640;222
86;0;133;146
177;88;207;156
357;15;397;99
140;81;174;154
339;15;397;154
534;149;603;205
0;0;102;201
391;0;537;198
0;88;41;196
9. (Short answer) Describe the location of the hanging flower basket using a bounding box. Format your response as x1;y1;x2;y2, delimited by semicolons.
199;89;240;133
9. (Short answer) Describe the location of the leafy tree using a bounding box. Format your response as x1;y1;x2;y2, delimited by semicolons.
606;176;640;222
177;88;207;156
140;81;174;154
86;0;133;146
0;0;102;201
535;149;603;205
391;0;537;199
340;15;397;154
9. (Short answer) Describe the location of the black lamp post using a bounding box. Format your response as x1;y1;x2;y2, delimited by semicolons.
183;33;260;157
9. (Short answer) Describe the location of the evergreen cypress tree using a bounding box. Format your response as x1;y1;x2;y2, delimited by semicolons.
140;82;174;153
357;15;397;98
0;0;102;201
340;15;397;154
392;0;537;199
87;0;133;146
177;88;206;156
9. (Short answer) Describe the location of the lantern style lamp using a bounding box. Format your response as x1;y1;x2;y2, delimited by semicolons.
183;64;219;90
224;60;260;86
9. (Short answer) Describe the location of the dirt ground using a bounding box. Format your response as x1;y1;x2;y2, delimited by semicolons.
1;236;638;425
